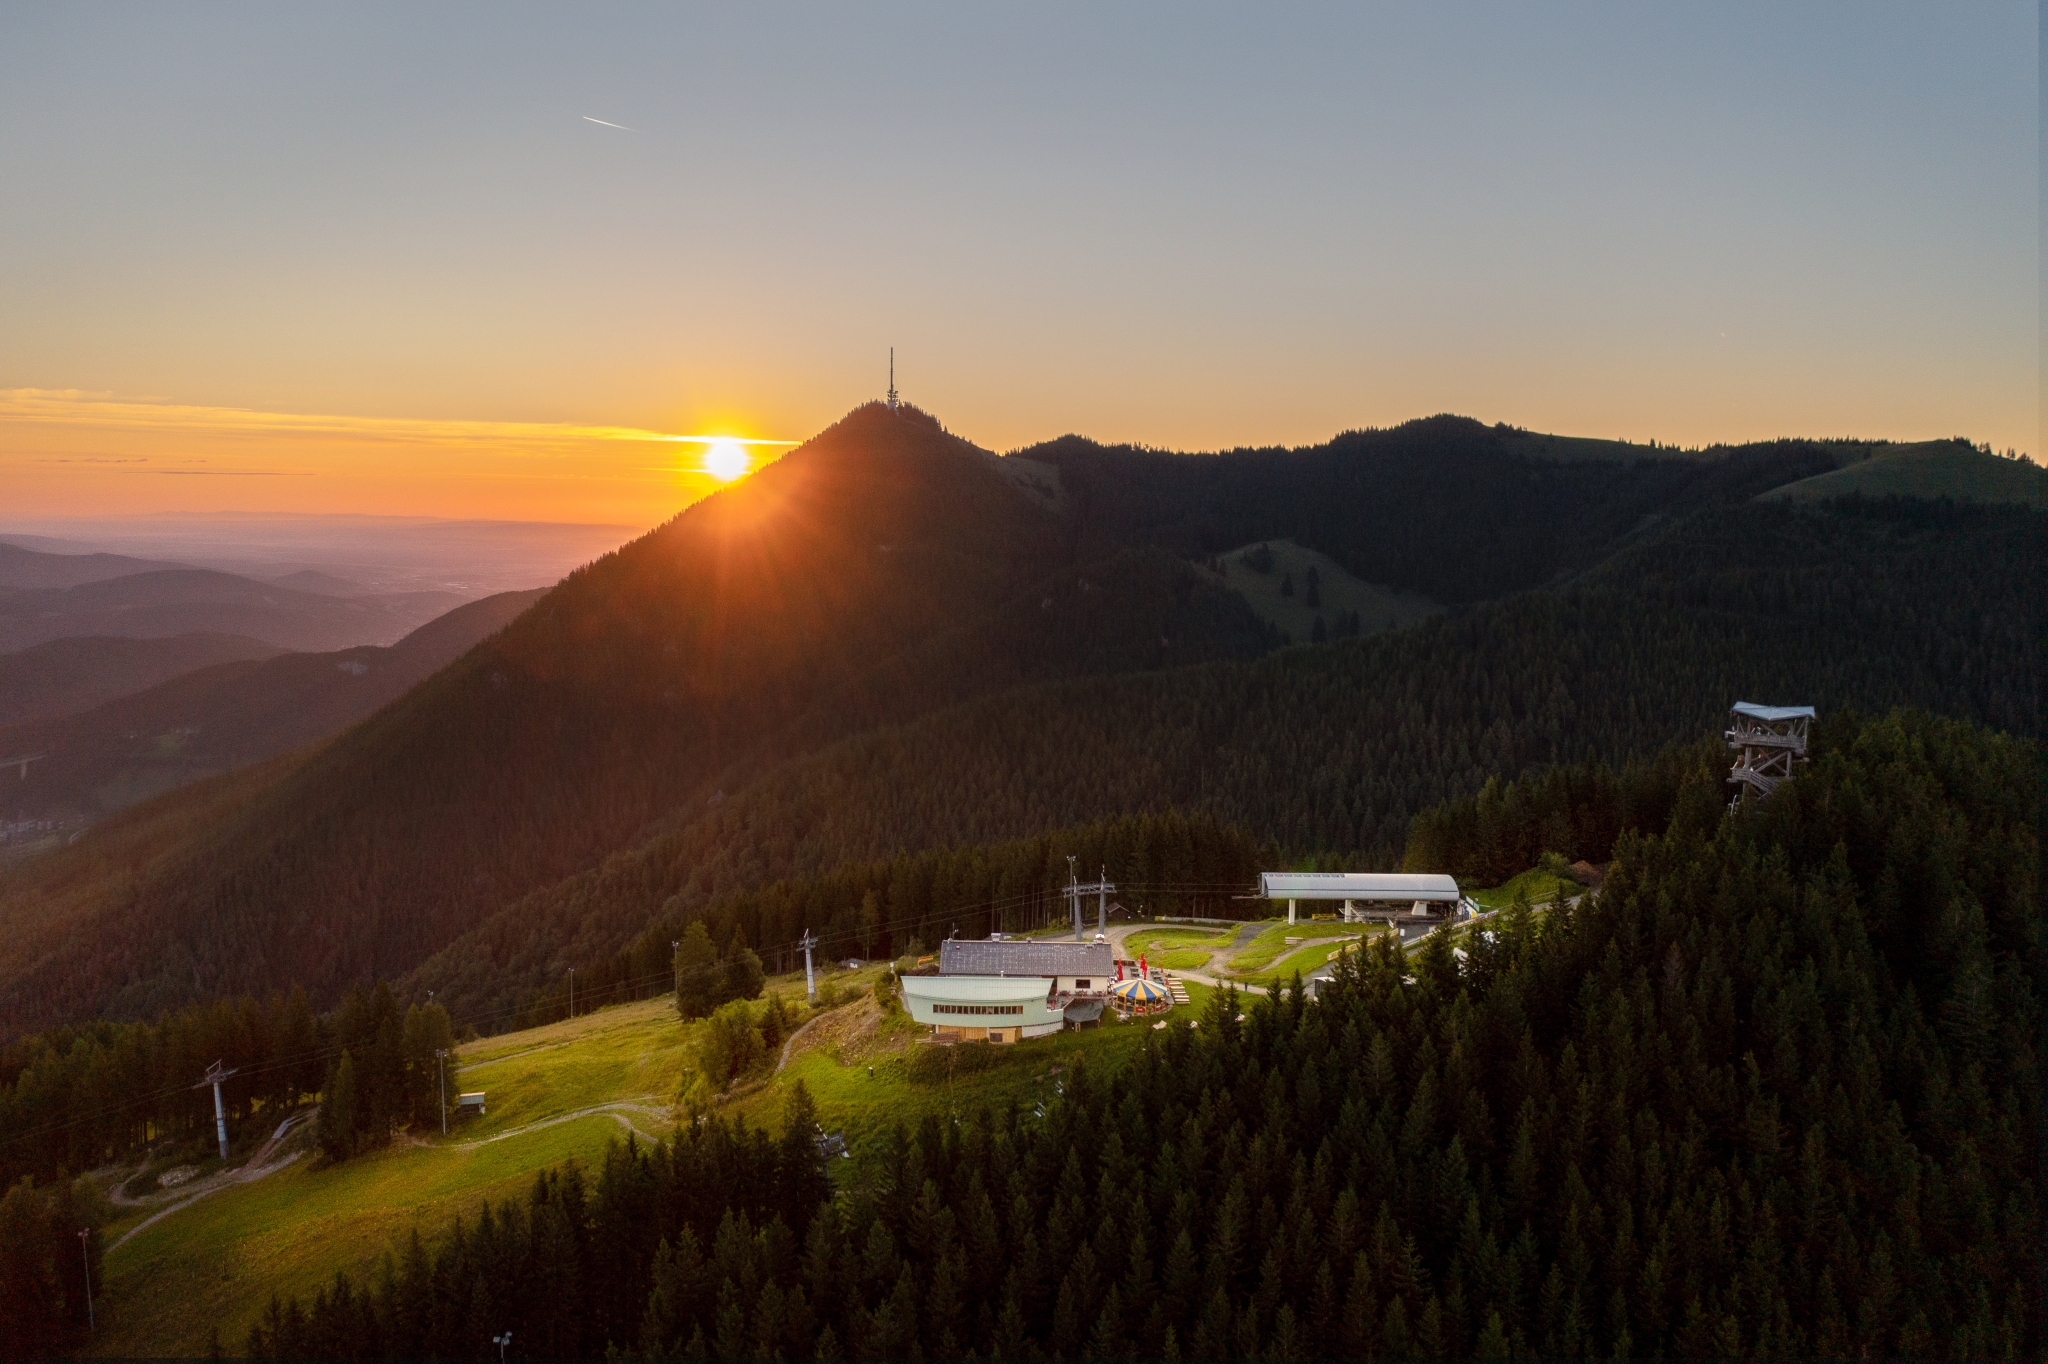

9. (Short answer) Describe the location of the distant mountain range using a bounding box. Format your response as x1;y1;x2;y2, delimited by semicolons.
0;406;2036;1036
0;542;191;590
0;564;472;653
0;589;545;824
0;633;288;728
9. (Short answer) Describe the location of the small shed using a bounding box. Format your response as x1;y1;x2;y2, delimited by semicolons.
456;1092;486;1116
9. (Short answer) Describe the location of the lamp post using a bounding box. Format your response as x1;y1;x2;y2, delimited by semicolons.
435;1049;450;1136
567;968;575;1020
493;1331;512;1361
78;1228;93;1334
672;940;680;1000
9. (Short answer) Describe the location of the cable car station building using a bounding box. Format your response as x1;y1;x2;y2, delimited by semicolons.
1259;871;1470;923
901;939;1114;1043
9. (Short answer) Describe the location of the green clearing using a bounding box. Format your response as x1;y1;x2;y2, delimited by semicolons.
96;994;698;1356
1221;919;1358;977
1468;866;1580;910
1760;442;2048;509
1122;925;1232;956
1211;539;1440;644
1125;925;1232;971
93;964;1161;1354
1261;929;1387;981
728;1006;1150;1152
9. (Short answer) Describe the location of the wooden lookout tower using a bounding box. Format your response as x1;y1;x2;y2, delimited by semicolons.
1725;702;1815;808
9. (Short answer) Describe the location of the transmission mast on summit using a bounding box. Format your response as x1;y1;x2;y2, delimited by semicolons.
887;348;899;411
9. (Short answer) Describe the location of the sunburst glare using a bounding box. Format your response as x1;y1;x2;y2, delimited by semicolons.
702;438;749;481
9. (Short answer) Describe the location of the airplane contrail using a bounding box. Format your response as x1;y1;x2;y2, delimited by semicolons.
583;115;638;132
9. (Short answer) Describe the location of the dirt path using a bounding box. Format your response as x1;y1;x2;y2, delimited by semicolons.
109;1110;317;1254
776;1002;853;1074
450;1100;671;1149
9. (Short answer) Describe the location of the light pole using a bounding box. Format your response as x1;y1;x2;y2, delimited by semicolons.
672;940;680;1001
799;928;817;1003
78;1228;92;1334
434;1049;450;1136
493;1330;512;1361
567;968;574;1020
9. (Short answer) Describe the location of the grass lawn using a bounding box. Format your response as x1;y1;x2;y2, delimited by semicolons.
726;1004;1152;1154
1222;919;1357;977
1123;926;1232;955
1125;926;1233;972
1258;929;1388;982
1468;867;1579;910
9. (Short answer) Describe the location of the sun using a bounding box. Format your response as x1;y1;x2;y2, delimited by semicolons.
701;438;749;481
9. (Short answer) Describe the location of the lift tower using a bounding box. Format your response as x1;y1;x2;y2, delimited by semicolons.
195;1060;238;1161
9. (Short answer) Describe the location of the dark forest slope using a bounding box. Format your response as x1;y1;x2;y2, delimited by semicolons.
231;709;2044;1361
0;406;2012;1037
0;406;1276;1033
397;498;2041;1022
1019;416;1839;603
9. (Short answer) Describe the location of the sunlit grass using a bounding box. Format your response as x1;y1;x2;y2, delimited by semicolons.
98;996;693;1356
1221;919;1357;977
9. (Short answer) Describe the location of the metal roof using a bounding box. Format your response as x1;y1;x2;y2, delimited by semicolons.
939;939;1114;977
1259;871;1461;901
901;974;1054;1004
1731;702;1816;721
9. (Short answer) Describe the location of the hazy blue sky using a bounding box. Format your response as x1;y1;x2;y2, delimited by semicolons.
1;3;2036;520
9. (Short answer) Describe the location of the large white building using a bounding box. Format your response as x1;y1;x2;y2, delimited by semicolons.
1259;871;1467;922
900;939;1114;1042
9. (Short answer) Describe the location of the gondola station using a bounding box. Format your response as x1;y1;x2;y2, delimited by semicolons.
1258;870;1475;923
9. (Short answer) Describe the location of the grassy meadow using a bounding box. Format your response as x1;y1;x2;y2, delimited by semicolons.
93;995;693;1356
1467;865;1580;910
1211;538;1441;643
1219;919;1359;977
88;961;1179;1355
1761;441;2048;509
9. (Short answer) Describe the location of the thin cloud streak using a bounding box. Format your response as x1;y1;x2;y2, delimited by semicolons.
0;390;785;454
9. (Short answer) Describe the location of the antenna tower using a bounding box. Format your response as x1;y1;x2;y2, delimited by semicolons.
887;348;899;412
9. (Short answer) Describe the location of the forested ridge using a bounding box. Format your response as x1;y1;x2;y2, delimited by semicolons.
0;406;1864;1037
218;709;2038;1359
399;496;2040;1023
1019;417;1846;604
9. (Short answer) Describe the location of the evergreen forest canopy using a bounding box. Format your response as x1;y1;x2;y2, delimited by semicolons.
0;400;2035;1042
396;495;2037;1026
202;709;2039;1360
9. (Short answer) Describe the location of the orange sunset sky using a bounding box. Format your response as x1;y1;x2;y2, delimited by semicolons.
2;6;2036;528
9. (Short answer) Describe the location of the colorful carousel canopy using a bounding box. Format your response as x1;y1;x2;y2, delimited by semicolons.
1111;977;1171;1006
